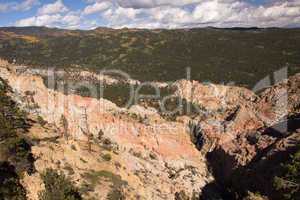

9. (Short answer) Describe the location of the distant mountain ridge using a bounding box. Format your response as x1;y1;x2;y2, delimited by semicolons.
0;26;300;87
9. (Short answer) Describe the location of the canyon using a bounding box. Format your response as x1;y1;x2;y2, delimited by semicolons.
0;59;299;200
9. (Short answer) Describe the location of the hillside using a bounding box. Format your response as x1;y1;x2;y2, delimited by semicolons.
0;25;299;200
0;60;299;200
0;27;300;87
0;60;212;200
0;76;33;200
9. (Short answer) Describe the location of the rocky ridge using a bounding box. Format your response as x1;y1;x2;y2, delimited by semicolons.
0;60;212;200
0;59;299;200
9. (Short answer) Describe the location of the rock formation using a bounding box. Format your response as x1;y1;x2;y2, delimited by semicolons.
0;59;299;200
0;61;213;200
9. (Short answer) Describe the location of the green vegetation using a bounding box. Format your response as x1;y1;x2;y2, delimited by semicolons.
70;144;77;151
1;27;300;88
175;190;190;200
0;77;34;199
37;116;47;127
47;79;201;119
101;153;112;161
211;145;300;200
3;137;34;174
76;86;92;97
273;146;300;200
63;164;75;176
0;162;26;200
79;158;87;164
106;188;125;200
81;170;127;199
103;83;201;117
39;168;82;200
243;192;267;200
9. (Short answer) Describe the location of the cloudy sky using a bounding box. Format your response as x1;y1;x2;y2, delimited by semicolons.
0;0;299;29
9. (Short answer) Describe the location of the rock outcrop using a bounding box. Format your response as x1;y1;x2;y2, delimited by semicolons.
0;61;213;200
175;74;299;167
189;74;300;199
1;59;299;200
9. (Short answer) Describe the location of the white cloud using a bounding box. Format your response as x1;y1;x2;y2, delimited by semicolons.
83;1;111;15
0;0;39;13
38;0;68;15
115;7;141;19
14;0;78;28
14;0;300;29
0;3;10;12
15;14;62;27
117;0;202;8
85;0;203;8
13;0;40;11
62;14;81;26
15;11;82;29
96;0;300;28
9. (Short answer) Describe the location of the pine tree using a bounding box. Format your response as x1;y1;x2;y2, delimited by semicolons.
80;108;92;152
59;115;69;140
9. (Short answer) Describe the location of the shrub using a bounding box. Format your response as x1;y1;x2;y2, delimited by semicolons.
272;148;300;200
0;78;34;175
101;153;112;161
37;116;47;127
82;170;127;197
107;188;125;200
79;158;87;163
0;162;27;200
63;164;75;176
75;86;91;97
243;192;267;200
4;137;35;174
70;145;77;151
175;190;189;200
0;79;32;200
39;169;82;200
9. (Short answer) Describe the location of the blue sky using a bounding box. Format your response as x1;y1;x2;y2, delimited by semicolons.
0;0;299;29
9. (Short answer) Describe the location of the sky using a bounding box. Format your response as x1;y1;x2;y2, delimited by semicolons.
0;0;299;29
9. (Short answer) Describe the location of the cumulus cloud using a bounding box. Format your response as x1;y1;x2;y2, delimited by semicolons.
83;1;112;15
62;14;81;26
15;1;83;29
0;0;39;13
90;0;300;28
0;3;10;12
15;12;83;29
38;0;68;15
15;14;62;27
16;0;129;29
14;0;40;11
14;0;300;29
116;0;202;8
85;0;202;8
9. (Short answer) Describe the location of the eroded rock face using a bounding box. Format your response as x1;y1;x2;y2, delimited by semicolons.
1;60;299;200
174;79;265;170
176;74;299;173
258;74;300;123
0;62;213;200
192;74;300;199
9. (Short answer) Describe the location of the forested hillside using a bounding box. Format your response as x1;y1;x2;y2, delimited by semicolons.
0;27;299;87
